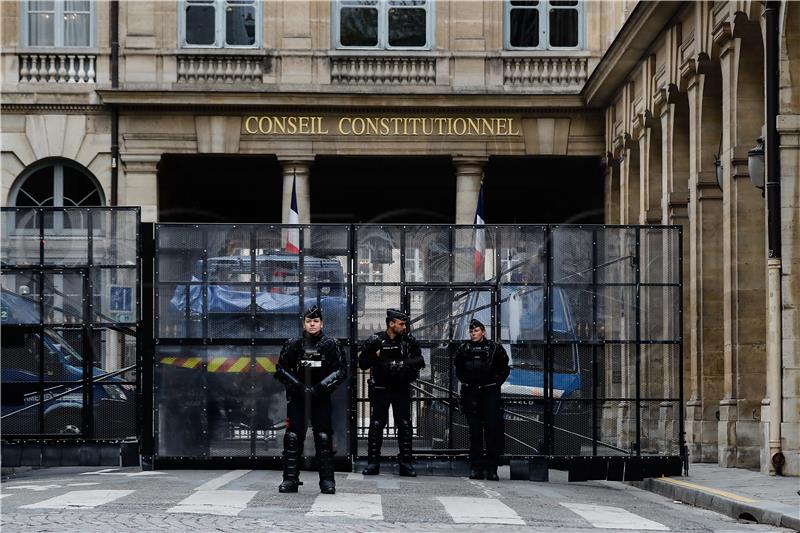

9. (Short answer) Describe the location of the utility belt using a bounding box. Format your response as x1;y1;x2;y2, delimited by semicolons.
461;382;499;394
367;377;409;393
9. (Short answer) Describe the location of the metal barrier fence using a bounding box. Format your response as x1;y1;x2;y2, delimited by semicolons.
353;225;683;469
148;222;683;475
152;224;352;466
0;208;140;451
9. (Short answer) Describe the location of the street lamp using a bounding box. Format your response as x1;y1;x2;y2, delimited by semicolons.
748;137;765;192
714;154;723;190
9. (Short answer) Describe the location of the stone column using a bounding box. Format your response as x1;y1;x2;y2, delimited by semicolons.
120;154;160;222
684;69;725;463
453;157;486;224
776;114;800;475
279;159;312;224
717;28;768;469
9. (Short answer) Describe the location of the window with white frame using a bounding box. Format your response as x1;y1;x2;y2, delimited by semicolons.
334;0;432;50
23;0;94;47
180;0;260;48
505;0;583;50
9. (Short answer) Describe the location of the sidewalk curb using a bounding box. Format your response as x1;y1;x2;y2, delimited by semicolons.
634;477;800;531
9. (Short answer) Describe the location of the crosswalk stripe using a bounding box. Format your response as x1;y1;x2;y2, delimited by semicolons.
307;493;383;520
19;490;134;509
195;470;251;491
166;490;257;516
437;496;525;525
560;503;669;530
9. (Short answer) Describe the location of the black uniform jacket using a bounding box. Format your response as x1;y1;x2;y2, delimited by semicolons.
358;332;425;388
274;332;347;396
453;338;510;387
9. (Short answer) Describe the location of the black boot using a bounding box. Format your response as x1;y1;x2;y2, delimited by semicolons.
397;419;417;477
362;419;383;475
315;431;336;494
485;461;499;481
279;431;302;493
469;461;484;480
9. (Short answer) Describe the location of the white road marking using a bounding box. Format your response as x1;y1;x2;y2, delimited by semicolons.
347;473;364;480
307;493;383;520
376;478;400;490
437;496;525;525
195;470;251;491
79;469;118;475
6;485;62;491
166;490;257;516
20;490;134;509
67;482;100;487
561;503;669;530
78;469;165;477
0;494;10;499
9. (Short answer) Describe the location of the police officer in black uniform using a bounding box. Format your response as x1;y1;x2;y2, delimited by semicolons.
359;309;425;476
453;318;510;481
274;305;347;494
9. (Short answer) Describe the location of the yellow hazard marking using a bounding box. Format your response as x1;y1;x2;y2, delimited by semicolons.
182;358;201;369
658;477;759;503
256;357;276;372
161;357;176;365
206;357;225;372
229;357;250;373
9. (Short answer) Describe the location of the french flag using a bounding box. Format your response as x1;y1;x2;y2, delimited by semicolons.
474;179;485;275
286;173;300;254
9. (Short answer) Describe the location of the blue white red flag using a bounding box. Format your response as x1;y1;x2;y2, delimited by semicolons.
474;179;485;275
286;173;300;254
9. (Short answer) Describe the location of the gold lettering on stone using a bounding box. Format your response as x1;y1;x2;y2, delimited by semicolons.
243;116;522;136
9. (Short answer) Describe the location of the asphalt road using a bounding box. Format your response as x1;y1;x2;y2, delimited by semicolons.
0;466;792;532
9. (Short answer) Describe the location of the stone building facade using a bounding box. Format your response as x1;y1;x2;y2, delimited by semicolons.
0;0;797;475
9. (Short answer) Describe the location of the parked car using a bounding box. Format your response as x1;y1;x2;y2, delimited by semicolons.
1;290;135;437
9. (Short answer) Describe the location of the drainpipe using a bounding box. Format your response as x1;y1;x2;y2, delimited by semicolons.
764;0;783;475
110;0;120;206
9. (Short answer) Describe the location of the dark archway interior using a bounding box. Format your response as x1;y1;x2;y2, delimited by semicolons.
484;156;604;224
156;154;603;224
157;154;282;223
311;156;455;223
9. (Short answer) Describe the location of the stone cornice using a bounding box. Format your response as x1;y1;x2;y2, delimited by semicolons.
712;20;734;49
581;1;684;106
96;90;589;113
0;104;106;114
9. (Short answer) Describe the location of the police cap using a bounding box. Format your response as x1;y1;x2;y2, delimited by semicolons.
386;308;409;322
303;305;322;320
469;318;485;330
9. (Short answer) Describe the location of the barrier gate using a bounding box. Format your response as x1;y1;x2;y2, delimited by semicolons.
1;207;141;467
148;223;685;479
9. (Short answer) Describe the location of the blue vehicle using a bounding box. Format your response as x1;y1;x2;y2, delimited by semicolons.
419;279;588;456
169;252;348;338
1;290;135;436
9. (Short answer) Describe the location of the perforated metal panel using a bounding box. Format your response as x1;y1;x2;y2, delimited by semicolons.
1;207;140;441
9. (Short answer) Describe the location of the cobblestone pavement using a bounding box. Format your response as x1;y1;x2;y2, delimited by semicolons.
1;466;792;532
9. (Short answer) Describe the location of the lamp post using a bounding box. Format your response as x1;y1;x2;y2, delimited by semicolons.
714;155;723;190
747;137;765;194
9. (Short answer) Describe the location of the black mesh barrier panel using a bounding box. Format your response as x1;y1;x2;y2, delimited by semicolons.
150;223;682;467
1;207;140;441
153;224;352;461
353;224;683;464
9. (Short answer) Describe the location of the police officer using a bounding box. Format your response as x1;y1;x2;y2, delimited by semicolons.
359;309;425;476
274;305;347;494
453;318;510;481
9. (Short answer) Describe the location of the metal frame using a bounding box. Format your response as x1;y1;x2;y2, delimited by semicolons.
0;207;140;453
150;223;352;467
